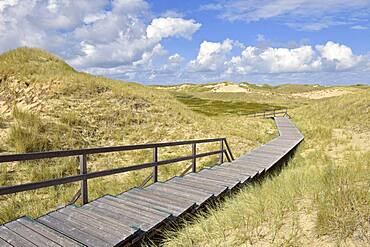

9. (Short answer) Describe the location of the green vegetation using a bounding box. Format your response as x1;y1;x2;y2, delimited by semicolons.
174;93;283;116
162;90;370;246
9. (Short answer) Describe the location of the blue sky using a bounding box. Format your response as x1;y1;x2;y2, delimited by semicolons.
1;0;370;85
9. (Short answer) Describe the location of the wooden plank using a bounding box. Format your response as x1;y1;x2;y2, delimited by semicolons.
5;220;61;247
85;200;152;231
0;226;36;247
120;192;193;218
210;166;253;180
104;195;172;219
63;205;136;235
171;176;228;196
148;181;213;200
16;216;83;247
145;183;207;206
208;167;250;183
57;206;132;240
124;189;195;213
147;182;213;205
81;202;145;232
0;237;12;246
117;193;183;217
186;173;236;188
97;197;166;227
161;180;215;198
140;183;205;205
223;163;262;175
47;211;119;246
129;188;196;207
196;169;244;186
214;165;254;178
197;170;242;187
231;160;267;170
37;215;111;247
223;161;263;170
199;168;244;181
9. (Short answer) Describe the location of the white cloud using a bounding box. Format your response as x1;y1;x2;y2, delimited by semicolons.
0;0;18;12
351;25;368;30
146;17;201;40
316;41;362;70
0;0;201;71
188;40;364;77
169;53;184;64
201;0;370;31
188;39;234;72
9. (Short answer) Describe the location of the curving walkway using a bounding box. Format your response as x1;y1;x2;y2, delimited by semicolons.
0;117;303;246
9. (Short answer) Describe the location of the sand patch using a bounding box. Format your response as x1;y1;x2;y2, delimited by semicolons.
293;89;351;99
205;83;250;93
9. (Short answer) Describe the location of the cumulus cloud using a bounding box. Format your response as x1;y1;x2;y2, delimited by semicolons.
225;41;362;74
0;0;200;70
146;17;201;40
188;39;234;72
200;0;370;30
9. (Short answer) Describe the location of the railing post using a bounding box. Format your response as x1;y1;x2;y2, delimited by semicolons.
192;143;196;172
263;110;266;118
79;154;88;205
219;140;224;164
153;147;158;183
274;109;276;117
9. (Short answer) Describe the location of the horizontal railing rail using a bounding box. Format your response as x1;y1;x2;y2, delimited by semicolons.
248;108;288;118
0;138;234;204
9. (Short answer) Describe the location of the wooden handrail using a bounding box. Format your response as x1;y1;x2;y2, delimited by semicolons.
0;137;233;204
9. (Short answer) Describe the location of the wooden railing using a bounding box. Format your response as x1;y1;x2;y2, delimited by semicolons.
249;108;288;118
0;138;234;204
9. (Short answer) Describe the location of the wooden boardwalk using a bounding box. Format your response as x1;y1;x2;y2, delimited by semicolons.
0;117;303;246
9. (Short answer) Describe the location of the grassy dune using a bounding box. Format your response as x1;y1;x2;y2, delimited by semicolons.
161;90;370;246
1;48;368;246
0;48;275;224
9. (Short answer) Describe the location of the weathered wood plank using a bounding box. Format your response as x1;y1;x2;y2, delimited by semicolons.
66;205;136;234
85;200;152;231
0;237;12;246
37;215;111;247
171;176;228;196
16;216;83;247
117;193;183;217
57;206;132;240
97;197;166;227
0;226;36;247
5;220;61;246
186;173;236;188
148;182;214;205
104;195;172;219
124;189;195;213
47;211;119;246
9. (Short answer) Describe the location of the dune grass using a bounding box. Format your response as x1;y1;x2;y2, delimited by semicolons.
0;48;276;224
161;91;370;246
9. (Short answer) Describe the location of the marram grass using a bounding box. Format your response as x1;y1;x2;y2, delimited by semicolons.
161;91;370;246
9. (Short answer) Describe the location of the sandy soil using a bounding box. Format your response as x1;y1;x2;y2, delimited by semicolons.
205;83;250;93
293;89;351;99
